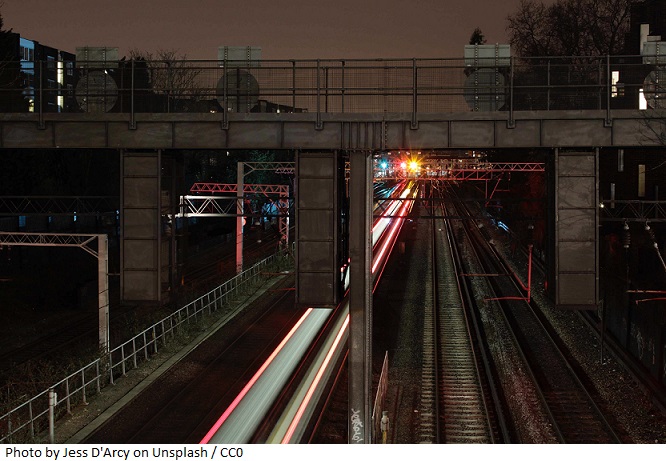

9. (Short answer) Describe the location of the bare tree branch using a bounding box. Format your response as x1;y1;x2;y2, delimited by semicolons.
507;0;630;57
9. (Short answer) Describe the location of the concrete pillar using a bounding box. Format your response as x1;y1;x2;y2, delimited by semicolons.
554;148;599;308
120;149;161;302
295;151;343;307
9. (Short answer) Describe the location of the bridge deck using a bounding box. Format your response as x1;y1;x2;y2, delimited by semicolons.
0;110;662;150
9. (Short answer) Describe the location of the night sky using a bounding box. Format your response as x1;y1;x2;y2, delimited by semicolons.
3;0;549;60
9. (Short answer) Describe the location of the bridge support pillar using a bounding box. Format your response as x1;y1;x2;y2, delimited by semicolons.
120;149;169;303
348;150;373;444
295;151;344;306
553;148;599;309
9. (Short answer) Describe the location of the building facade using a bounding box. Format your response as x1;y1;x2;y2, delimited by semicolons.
9;33;76;112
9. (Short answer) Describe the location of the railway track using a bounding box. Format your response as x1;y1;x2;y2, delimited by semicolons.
451;188;621;443
417;187;497;443
0;228;284;384
81;276;299;443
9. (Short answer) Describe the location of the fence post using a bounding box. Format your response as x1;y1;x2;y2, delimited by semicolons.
341;60;346;113
153;326;158;354
81;368;88;405
130;58;136;129
316;59;323;130
28;400;34;440
411;58;418;129
508;56;515;128
96;361;101;393
292;60;297;111
65;378;71;414
605;55;612;127
133;337;138;368
547;59;551;111
121;345;126;376
48;389;56;444
38;60;45;129
109;353;115;385
222;56;229;129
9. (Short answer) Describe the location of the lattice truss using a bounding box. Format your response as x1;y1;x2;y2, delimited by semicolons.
0;232;102;257
243;162;295;176
0;196;118;216
179;183;291;218
600;200;666;222
379;162;545;181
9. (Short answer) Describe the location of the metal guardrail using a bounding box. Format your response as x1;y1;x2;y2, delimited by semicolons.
0;55;662;124
0;248;292;443
371;351;389;444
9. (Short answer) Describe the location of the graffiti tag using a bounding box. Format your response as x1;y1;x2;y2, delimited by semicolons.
350;408;364;443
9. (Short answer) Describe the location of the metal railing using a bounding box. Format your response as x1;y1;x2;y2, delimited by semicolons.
0;55;663;123
0;248;292;443
371;351;389;444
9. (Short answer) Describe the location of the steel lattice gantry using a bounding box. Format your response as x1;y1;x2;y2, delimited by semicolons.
182;182;291;273
0;231;110;353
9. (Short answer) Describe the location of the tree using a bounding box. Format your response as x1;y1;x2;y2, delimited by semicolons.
506;0;631;57
128;49;203;112
469;28;487;45
0;7;27;112
505;0;633;110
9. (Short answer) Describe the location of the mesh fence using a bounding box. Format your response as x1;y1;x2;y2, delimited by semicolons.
0;56;662;114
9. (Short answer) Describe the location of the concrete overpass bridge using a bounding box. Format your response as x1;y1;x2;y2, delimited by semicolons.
2;56;665;307
1;56;665;305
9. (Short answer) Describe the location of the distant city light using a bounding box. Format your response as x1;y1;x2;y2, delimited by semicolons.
380;161;389;169
400;162;407;169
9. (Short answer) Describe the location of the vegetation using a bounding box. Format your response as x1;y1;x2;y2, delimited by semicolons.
469;27;487;45
506;0;631;57
0;8;28;112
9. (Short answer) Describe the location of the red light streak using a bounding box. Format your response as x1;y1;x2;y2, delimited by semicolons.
202;183;416;444
281;314;350;443
371;195;412;273
199;308;314;444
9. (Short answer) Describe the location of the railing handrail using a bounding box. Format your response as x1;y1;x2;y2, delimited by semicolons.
0;247;292;443
0;53;662;124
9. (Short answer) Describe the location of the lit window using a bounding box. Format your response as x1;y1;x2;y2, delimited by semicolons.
639;89;648;110
611;71;620;98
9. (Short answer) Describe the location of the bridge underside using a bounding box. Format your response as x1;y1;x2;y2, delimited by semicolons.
0;110;663;150
3;109;661;308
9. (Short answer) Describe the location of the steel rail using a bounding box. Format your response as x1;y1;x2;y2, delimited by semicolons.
453;188;621;443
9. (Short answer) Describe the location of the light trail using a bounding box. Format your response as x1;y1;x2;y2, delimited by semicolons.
200;308;314;444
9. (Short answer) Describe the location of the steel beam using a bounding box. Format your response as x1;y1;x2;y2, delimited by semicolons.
348;151;373;444
236;162;244;274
